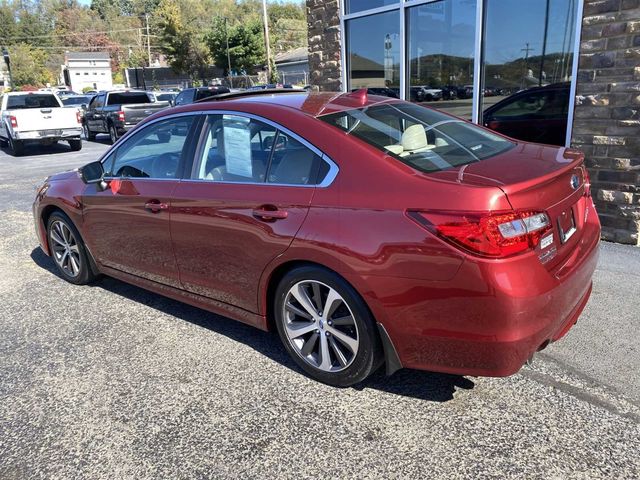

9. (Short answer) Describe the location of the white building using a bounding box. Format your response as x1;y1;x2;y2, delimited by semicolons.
62;52;113;92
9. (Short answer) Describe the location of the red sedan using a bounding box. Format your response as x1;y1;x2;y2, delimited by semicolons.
33;90;600;387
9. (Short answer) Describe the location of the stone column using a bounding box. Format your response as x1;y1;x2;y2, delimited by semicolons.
306;0;343;91
572;0;640;245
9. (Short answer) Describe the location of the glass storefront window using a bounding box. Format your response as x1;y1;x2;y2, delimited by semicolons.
346;0;399;15
346;10;400;96
406;0;477;119
481;0;578;146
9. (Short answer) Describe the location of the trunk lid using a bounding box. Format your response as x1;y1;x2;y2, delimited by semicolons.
10;107;78;132
428;143;590;269
122;102;169;124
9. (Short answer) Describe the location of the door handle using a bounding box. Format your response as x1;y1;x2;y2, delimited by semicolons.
144;201;169;213
252;207;288;221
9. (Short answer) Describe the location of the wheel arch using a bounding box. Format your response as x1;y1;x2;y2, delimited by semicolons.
261;258;402;375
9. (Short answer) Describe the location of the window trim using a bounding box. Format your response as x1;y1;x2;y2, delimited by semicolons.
186;110;339;188
101;113;200;180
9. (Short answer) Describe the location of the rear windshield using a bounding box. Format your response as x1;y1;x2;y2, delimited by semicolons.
107;92;152;105
7;94;60;109
319;103;515;173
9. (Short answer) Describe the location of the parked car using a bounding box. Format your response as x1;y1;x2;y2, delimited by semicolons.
0;91;83;155
483;83;570;146
409;86;443;102
61;94;93;113
151;91;178;107
174;86;231;106
83;90;170;144
33;90;599;387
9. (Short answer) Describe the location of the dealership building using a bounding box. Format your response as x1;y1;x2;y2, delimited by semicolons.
306;0;640;245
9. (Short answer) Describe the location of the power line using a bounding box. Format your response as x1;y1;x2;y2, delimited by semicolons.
0;28;142;41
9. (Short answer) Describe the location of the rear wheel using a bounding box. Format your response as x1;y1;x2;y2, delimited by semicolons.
8;136;24;156
47;212;96;285
274;266;382;387
108;124;119;144
68;139;82;151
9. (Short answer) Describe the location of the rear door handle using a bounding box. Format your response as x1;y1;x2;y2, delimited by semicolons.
144;201;169;213
252;207;288;221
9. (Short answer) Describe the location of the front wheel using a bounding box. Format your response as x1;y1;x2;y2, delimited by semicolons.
83;123;96;141
274;266;382;387
47;212;96;285
108;124;119;144
68;139;82;151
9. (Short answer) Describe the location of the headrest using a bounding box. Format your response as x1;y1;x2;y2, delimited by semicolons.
401;124;428;151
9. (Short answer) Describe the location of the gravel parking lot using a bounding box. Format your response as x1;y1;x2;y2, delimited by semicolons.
1;138;639;479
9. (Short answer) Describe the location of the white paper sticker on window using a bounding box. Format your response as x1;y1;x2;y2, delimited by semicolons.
223;122;252;177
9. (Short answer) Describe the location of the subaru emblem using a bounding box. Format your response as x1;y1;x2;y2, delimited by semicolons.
570;174;580;190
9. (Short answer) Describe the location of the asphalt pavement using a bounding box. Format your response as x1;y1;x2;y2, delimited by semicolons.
0;137;639;479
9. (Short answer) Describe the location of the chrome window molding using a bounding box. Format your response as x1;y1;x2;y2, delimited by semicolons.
565;0;585;148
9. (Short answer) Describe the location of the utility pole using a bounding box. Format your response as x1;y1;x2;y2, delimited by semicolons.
224;17;232;88
521;42;533;89
145;13;152;66
261;0;272;82
2;47;11;90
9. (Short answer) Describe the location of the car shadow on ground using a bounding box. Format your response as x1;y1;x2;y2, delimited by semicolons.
1;142;79;157
30;247;475;402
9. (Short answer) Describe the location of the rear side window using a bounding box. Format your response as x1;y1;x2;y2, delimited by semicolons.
194;87;231;101
320;103;514;173
107;92;152;105
7;94;60;109
491;89;569;118
193;114;332;186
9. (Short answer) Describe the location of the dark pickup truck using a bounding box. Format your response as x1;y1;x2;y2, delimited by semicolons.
83;90;169;144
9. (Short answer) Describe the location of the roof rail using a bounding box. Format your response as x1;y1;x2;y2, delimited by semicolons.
195;88;307;103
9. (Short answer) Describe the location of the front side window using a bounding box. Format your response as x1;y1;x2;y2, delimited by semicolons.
320;103;514;173
106;115;195;179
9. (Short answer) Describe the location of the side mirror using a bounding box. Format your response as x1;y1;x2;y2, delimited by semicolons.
79;160;104;184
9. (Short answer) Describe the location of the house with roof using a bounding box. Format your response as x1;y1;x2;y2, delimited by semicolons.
61;52;113;93
274;47;309;85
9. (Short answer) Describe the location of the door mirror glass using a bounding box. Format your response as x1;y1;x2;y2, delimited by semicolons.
79;160;104;184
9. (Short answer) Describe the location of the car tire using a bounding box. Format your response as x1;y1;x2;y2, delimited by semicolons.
0;136;7;147
68;139;82;151
109;124;119;145
46;211;96;285
274;266;382;387
8;136;24;156
83;123;96;141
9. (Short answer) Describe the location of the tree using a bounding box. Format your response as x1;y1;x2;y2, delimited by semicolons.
155;0;213;84
8;43;53;87
206;16;265;75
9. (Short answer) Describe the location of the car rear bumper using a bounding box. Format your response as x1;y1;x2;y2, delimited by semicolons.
15;127;82;140
367;203;601;377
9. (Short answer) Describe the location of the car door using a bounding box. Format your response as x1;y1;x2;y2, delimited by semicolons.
170;113;335;313
81;114;200;288
87;93;106;132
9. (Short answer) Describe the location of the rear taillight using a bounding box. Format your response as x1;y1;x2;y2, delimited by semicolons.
408;210;551;258
9;115;17;128
76;110;82;124
118;111;125;122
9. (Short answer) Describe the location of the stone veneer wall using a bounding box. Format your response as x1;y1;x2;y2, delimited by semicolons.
306;0;343;91
572;0;640;245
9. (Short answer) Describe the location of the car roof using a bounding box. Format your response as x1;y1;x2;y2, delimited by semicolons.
169;91;401;118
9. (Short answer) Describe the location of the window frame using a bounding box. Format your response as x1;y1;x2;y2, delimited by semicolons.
101;113;201;181
187;110;339;188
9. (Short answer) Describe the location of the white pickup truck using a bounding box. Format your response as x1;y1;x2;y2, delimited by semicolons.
0;92;83;156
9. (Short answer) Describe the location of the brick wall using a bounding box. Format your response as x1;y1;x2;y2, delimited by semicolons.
572;0;640;245
306;0;342;91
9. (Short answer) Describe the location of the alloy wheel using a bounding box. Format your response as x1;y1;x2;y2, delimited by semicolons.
282;280;359;372
49;220;82;278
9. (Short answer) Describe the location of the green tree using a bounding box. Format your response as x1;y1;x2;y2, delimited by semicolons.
206;16;265;75
155;0;213;84
8;43;52;87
